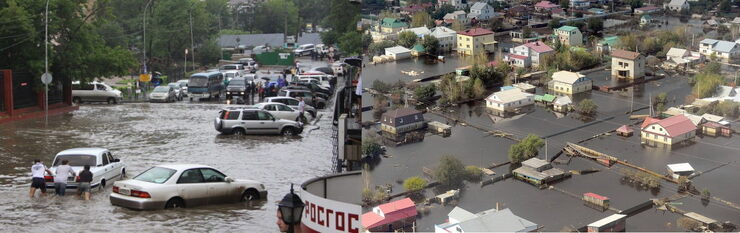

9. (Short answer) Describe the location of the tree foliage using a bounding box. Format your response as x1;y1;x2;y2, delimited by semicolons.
362;136;384;157
339;31;362;56
540;49;600;71
254;0;300;34
576;99;598;115
434;155;466;187
508;134;545;163
323;0;360;34
431;4;456;20
397;31;418;48
465;166;483;181
410;11;433;28
403;176;427;192
692;63;724;98
368;41;397;55
422;36;440;55
414;83;436;101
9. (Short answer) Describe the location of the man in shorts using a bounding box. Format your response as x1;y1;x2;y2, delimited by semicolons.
29;159;53;198
53;159;76;196
77;165;93;200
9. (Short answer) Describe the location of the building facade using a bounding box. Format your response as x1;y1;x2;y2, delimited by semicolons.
380;107;425;134
640;115;697;145
431;26;457;52
485;88;534;112
611;49;645;79
456;28;496;56
551;71;592;94
554;26;583;46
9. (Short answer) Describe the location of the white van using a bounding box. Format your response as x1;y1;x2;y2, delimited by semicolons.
293;44;315;56
71;81;123;104
296;73;332;88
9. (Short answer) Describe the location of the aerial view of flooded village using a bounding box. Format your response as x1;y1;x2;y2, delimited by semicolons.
359;0;739;232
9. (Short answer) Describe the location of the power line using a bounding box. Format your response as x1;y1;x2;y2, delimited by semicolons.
0;33;32;40
0;36;32;51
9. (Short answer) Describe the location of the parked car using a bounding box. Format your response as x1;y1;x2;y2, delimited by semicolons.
109;164;267;210
72;81;123;104
167;82;184;101
176;79;189;97
294;79;332;96
214;108;303;136
264;96;317;118
222;70;243;84
219;64;245;72
293;44;315;56
225;77;251;100
248;102;303;121
332;61;345;76
149;86;177;103
45;148;126;190
278;89;327;109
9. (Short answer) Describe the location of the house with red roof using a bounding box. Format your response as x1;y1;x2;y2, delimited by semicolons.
456;28;496;56
535;1;560;12
640;115;697;145
400;3;434;15
505;41;555;67
361;197;417;232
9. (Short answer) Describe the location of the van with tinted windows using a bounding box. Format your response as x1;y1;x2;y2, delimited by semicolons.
188;72;224;101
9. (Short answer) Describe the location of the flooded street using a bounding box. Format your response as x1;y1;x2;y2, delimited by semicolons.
0;90;333;230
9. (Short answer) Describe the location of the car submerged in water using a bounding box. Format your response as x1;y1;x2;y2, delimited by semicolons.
214;108;303;136
109;164;267;210
45;148;126;191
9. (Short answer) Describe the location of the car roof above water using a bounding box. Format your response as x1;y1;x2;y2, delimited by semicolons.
56;148;108;156
155;164;213;171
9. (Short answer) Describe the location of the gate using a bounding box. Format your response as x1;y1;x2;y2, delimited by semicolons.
12;71;37;109
48;78;63;105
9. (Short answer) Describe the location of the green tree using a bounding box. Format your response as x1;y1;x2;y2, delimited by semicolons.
422;36;440;55
472;78;486;99
434;155;466;187
410;11;433;28
654;92;668;113
559;0;570;9
465;166;483;181
522;26;533;38
403;176;427;192
576;99;598;115
368;41;397;55
324;0;360;34
508;134;545;163
628;0;643;10
197;38;223;66
549;18;561;29
362;33;373;49
362;136;384;157
397;31;418;48
254;0;300;34
339;31;362;56
718;101;739;118
431;4;455;20
320;31;340;46
701;189;711;200
414;84;436;100
587;18;603;34
692;73;724;98
489;18;504;31
719;0;731;13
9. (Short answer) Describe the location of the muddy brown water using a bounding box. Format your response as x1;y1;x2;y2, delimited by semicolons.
0;99;333;231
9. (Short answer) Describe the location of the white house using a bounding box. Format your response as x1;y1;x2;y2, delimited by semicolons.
444;10;468;25
664;0;689;12
554;26;583;46
431;26;457;52
505;41;555;68
486;88;535;112
550;71;592;94
402;26;432;39
699;39;740;60
468;2;495;21
664;47;702;68
640;115;697;145
438;0;466;10
385;46;412;60
570;0;591;9
434;207;538;233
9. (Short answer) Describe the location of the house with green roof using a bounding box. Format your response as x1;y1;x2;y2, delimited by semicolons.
411;44;426;56
553;25;583;46
640;15;654;26
380;18;409;34
597;36;620;54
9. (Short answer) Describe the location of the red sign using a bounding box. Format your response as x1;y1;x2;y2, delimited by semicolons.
299;189;362;233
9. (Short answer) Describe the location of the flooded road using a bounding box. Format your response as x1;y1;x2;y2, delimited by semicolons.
0;81;333;230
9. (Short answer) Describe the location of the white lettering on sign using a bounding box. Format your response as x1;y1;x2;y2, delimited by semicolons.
300;189;361;233
279;53;290;59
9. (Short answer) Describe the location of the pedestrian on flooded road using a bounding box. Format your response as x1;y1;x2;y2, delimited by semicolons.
77;165;93;200
258;82;265;101
53;160;76;196
29;159;52;198
298;97;307;123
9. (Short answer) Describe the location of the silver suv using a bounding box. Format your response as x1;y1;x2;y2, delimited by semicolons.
264;96;317;118
214;108;303;136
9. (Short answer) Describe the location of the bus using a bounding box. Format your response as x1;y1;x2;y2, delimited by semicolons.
188;71;224;101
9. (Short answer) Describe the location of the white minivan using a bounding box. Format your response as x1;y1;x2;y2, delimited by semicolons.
293;44;315;56
72;81;123;104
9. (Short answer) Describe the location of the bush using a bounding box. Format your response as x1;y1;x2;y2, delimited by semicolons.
403;176;427;192
397;31;417;48
465;166;483;181
701;189;710;200
372;80;392;93
414;84;436;101
576;99;598;116
508;134;545;163
677;217;700;231
434;155;466;187
368;41;397;56
362;137;383;157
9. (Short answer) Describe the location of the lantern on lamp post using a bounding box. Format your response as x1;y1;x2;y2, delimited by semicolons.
278;183;305;233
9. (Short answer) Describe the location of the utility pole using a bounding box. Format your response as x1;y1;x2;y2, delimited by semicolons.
143;0;153;74
44;0;50;126
190;8;195;70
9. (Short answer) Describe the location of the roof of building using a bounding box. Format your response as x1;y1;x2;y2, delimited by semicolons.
666;47;690;58
642;14;653;20
430;26;457;37
552;71;586;84
554;96;572;105
470;2;490;11
733;17;740;24
385;46;412;54
700;38;718;45
537;94;557;102
404;26;432;36
381;18;408;28
598;36;620;47
382;107;421;120
535;1;559;8
667;0;688;7
458;208;538;232
701;113;724;122
412;44;426;52
713;40;738;53
584;192;609;201
444;10;467;20
702;121;726;128
611;49;642;60
667;163;695;173
513;82;536;90
448;206;478;222
458;28;494;37
684;212;718;225
523;41;554;53
616;125;634;133
663;107;687;116
646;115;697;137
557;25;580;32
640;117;661;129
487;88;533;103
683;113;704;126
588;214;627;228
522;158;550;169
362;198;417;229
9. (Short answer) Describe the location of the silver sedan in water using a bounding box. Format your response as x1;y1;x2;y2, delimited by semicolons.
110;164;267;210
149;86;177;103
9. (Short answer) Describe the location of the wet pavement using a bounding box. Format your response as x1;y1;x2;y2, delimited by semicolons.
0;59;335;231
363;54;740;231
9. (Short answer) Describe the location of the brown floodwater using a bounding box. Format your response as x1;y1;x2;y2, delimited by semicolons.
0;95;333;231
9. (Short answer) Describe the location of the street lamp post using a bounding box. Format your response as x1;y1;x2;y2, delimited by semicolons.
44;0;50;125
278;184;305;233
